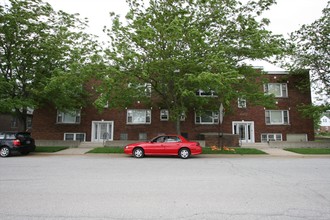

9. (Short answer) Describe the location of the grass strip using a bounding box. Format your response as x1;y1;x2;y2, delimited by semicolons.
87;147;124;154
202;147;266;154
35;146;69;153
285;148;330;154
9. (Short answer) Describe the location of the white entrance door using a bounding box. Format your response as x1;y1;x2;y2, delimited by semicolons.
232;121;255;143
92;121;114;142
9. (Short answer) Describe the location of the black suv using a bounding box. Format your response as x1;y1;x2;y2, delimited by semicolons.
0;132;36;157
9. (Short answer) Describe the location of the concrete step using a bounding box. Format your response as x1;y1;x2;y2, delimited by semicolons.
79;142;104;148
241;143;269;149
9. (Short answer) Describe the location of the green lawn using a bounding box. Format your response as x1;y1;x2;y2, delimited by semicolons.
202;147;266;154
87;147;266;155
284;148;330;154
35;146;69;152
87;147;124;154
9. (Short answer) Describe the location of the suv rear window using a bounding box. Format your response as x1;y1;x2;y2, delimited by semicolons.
16;133;32;138
6;133;16;140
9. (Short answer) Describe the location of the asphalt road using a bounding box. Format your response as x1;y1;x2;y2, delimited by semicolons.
1;154;330;220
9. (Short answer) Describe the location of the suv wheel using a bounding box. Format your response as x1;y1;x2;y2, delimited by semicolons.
0;146;10;158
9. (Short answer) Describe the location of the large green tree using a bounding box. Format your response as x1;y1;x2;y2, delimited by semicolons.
286;2;329;125
99;0;285;133
0;0;100;130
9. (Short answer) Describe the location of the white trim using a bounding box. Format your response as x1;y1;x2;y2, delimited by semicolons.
261;133;282;142
127;109;151;124
266;71;289;75
160;109;169;121
91;121;114;142
232;121;255;143
265;110;289;125
195;111;219;124
64;133;86;141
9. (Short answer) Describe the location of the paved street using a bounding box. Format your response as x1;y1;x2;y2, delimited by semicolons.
1;154;330;220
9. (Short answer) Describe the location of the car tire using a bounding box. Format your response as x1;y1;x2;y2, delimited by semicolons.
0;146;11;158
133;147;144;158
179;148;190;159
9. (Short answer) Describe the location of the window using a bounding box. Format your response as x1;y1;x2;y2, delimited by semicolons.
57;110;81;124
127;109;151;124
196;89;218;97
5;133;16;140
139;133;147;140
160;109;169;121
128;83;152;97
238;98;247;108
264;83;288;97
11;117;18;128
180;112;186;121
195;111;219;124
265;110;289;125
120;133;128;140
64;133;86;141
26;116;32;129
261;134;282;142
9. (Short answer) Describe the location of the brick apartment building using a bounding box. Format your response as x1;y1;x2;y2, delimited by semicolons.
32;69;314;144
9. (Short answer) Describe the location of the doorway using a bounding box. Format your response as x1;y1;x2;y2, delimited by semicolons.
232;121;255;143
91;121;114;142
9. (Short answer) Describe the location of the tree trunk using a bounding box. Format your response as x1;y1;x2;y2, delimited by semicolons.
175;117;181;135
17;108;27;131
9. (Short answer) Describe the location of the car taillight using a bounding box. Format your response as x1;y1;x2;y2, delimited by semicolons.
13;139;21;147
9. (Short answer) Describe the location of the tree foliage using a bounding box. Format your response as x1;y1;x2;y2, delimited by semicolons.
288;2;330;107
99;0;285;133
0;0;100;129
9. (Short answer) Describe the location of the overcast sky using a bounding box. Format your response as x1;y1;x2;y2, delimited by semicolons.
44;0;328;39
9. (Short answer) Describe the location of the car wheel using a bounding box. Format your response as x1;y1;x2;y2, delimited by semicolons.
179;148;190;159
133;147;144;158
0;146;11;158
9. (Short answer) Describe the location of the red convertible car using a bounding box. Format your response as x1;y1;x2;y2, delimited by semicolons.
124;135;202;159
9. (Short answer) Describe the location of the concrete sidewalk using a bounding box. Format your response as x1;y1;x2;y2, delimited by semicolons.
51;147;94;155
241;143;303;156
257;148;301;156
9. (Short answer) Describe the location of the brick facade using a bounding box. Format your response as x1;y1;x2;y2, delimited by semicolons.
32;71;314;143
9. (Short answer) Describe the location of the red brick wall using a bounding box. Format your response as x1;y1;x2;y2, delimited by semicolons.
32;72;314;142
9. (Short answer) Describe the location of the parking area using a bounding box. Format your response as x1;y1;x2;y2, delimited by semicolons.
1;154;330;220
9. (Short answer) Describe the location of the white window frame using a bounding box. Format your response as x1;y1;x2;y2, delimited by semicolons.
238;98;247;108
160;109;169;121
128;83;152;97
64;133;86;141
127;109;151;124
264;83;288;97
265;110;289;125
57;110;81;124
180;112;186;121
195;111;219;124
261;133;282;142
196;89;218;97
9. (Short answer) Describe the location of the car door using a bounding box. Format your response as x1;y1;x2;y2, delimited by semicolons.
162;136;181;154
143;136;165;155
